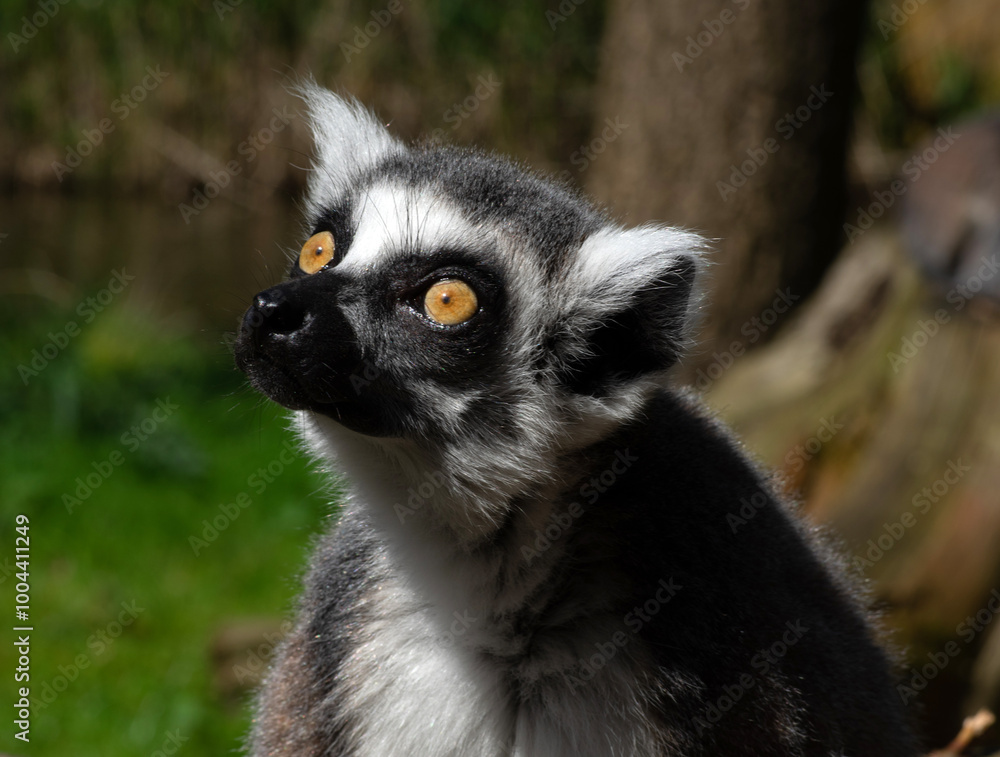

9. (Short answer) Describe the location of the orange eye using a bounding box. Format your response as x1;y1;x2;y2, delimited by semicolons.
298;231;335;274
423;279;478;326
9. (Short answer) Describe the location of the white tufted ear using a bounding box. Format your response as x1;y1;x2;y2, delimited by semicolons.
296;82;404;218
554;224;709;393
568;225;706;321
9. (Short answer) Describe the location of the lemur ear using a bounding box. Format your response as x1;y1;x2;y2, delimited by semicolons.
554;225;707;395
296;82;403;217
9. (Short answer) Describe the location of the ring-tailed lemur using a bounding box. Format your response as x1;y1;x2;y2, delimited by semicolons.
234;85;919;756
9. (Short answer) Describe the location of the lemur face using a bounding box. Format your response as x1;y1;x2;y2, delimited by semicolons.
235;86;705;458
235;174;513;438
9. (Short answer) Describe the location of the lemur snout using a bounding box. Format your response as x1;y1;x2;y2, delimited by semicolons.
238;276;350;361
234;276;363;412
243;288;305;347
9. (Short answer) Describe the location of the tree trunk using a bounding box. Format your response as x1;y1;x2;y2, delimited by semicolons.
587;0;867;375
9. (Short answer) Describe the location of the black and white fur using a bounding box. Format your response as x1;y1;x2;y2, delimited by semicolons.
235;86;919;756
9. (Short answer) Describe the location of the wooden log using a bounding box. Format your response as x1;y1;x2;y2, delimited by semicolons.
704;227;1000;746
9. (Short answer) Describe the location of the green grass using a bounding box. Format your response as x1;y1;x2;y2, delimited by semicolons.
0;301;334;756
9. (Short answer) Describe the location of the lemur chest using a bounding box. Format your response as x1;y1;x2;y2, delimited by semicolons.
337;574;665;757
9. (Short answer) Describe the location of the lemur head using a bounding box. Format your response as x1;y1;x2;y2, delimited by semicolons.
235;85;706;539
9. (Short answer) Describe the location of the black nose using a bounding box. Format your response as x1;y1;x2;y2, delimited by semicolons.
241;288;306;348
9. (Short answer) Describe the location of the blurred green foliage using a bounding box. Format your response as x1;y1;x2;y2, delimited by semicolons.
0;0;606;191
0;299;329;756
862;0;995;148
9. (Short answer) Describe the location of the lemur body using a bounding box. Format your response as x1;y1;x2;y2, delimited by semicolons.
235;87;919;756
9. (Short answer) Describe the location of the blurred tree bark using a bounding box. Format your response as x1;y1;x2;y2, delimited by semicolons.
705;227;1000;748
587;0;868;374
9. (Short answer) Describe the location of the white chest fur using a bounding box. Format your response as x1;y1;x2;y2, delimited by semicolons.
337;569;666;757
338;575;512;756
302;415;666;756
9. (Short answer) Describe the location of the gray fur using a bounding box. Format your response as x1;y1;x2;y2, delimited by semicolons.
235;87;920;756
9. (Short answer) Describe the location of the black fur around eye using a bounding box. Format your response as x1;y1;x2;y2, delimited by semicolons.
390;257;502;327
